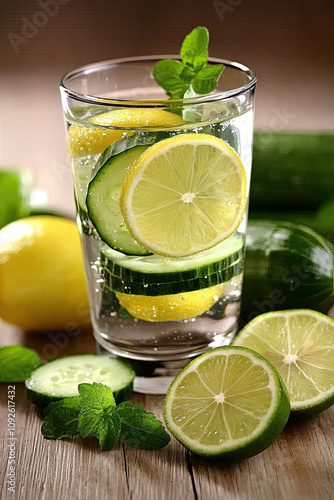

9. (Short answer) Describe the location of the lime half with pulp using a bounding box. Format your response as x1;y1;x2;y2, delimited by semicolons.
233;310;334;416
120;133;247;257
163;346;290;459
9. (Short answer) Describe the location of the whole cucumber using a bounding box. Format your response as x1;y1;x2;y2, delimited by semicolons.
250;132;334;210
241;220;334;322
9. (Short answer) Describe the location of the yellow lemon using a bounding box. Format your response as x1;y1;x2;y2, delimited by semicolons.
0;216;91;332
116;284;224;322
68;108;184;156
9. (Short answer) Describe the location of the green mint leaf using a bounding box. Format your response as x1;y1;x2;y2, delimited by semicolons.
97;410;121;451
152;26;224;105
78;382;116;409
78;404;121;450
151;59;188;98
115;402;170;450
192;64;225;94
42;397;81;439
0;345;40;382
180;26;209;72
77;383;120;451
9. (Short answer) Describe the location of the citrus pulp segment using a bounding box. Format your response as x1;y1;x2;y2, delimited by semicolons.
233;310;334;415
68;108;185;156
163;346;290;459
120;133;247;257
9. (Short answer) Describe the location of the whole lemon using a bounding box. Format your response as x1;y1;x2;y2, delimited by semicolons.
0;216;91;332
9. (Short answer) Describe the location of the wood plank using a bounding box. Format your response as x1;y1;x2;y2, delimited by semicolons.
1;320;334;500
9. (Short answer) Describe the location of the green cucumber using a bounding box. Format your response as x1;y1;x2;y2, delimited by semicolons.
102;258;243;295
87;144;150;255
25;354;135;408
100;234;244;284
241;220;334;321
250;132;334;210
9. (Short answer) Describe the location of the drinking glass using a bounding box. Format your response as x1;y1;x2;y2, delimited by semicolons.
60;56;257;393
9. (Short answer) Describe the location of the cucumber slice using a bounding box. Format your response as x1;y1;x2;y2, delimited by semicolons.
25;354;135;408
101;234;244;284
102;258;243;295
87;145;150;255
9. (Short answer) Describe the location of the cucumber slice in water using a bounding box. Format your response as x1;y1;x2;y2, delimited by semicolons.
25;354;135;408
101;234;244;284
102;258;243;295
87;145;150;255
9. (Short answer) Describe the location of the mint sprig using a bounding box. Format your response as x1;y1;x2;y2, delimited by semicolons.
42;383;170;452
0;345;41;382
152;26;224;99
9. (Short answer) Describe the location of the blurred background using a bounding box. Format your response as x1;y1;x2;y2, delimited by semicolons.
1;0;333;214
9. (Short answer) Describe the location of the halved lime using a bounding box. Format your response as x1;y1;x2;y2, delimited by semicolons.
163;346;290;459
233;310;334;416
120;133;247;257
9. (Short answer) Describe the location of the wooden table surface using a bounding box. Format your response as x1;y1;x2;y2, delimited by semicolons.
1;320;334;500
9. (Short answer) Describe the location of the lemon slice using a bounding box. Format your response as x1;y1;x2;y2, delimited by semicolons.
68;109;184;156
120;133;247;257
163;346;290;459
233;310;334;416
116;283;224;322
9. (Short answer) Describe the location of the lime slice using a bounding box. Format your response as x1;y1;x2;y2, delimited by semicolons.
68;108;184;156
115;283;224;322
163;346;290;459
120;133;247;257
233;310;334;416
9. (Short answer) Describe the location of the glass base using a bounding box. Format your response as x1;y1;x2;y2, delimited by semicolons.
95;324;238;394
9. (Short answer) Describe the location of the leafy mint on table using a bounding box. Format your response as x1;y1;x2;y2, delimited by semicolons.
42;397;81;439
0;345;41;382
152;26;224;99
115;402;170;451
42;382;170;452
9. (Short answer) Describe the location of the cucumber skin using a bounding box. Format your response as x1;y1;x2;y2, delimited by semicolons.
250;132;334;210
241;220;334;322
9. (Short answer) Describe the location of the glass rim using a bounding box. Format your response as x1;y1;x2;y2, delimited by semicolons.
60;55;257;108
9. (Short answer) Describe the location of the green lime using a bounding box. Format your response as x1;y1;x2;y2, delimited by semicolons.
163;346;290;459
120;133;247;257
0;169;32;229
233;310;334;416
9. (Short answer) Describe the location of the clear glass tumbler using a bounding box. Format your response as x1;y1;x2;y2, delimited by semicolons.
60;56;256;393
